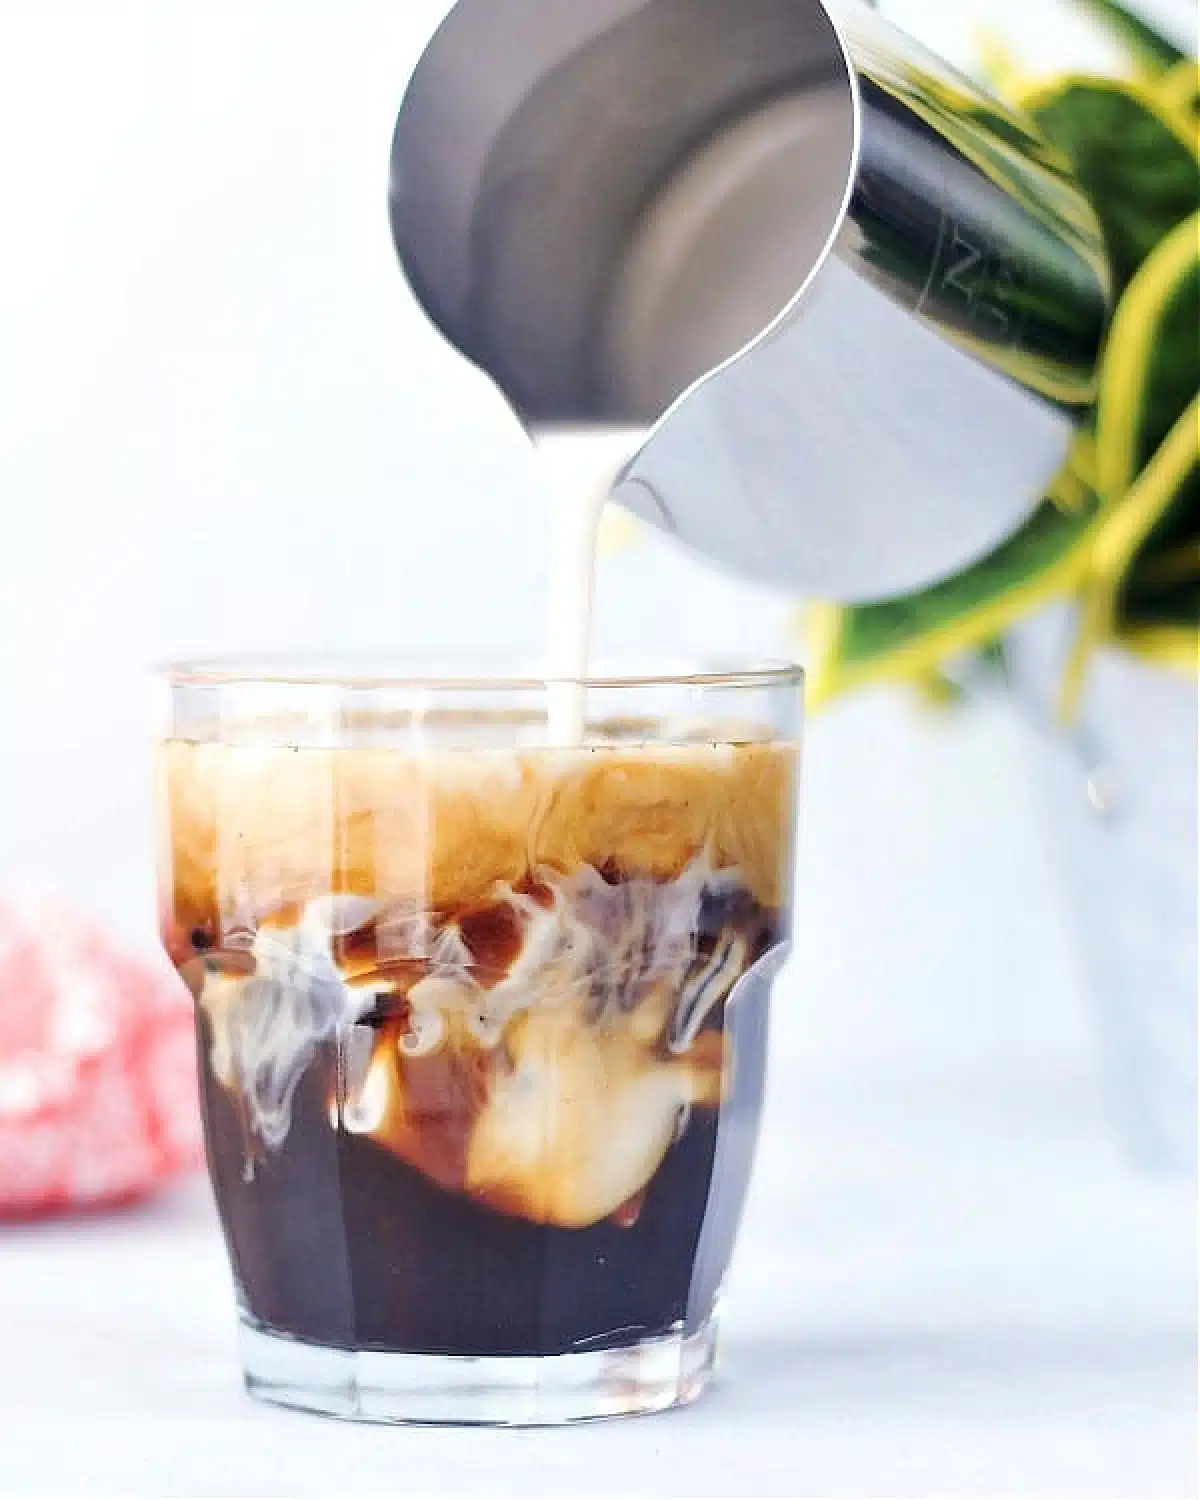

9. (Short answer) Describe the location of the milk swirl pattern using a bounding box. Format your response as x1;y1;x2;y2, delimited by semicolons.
193;860;775;1226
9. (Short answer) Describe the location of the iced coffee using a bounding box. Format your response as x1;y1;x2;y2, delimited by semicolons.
158;673;801;1422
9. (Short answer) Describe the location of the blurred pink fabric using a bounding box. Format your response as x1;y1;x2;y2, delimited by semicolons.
0;897;203;1217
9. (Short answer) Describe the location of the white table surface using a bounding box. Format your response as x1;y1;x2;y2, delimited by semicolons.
0;1037;1193;1499
1;703;1195;1499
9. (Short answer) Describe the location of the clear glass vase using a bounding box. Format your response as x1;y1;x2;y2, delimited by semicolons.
1010;610;1198;1177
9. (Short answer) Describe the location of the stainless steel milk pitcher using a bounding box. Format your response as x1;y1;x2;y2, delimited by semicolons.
390;0;1111;601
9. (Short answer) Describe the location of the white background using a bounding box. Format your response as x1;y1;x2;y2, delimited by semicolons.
0;2;1195;1497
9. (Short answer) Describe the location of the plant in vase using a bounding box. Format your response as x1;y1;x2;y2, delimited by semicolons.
807;0;1199;1171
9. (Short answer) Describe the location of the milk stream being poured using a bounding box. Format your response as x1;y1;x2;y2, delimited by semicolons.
540;428;644;746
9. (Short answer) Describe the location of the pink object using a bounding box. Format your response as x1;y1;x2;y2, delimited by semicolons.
0;897;204;1218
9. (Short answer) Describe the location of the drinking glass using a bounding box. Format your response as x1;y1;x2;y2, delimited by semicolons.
156;660;802;1424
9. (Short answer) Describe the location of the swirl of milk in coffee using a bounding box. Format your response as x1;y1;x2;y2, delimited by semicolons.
194;854;774;1226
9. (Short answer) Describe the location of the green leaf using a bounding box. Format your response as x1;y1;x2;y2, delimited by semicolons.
1122;581;1200;627
1102;223;1200;622
1132;251;1200;470
1136;467;1200;556
810;500;1101;703
1064;0;1186;74
837;507;1094;663
1024;79;1199;297
1122;466;1200;627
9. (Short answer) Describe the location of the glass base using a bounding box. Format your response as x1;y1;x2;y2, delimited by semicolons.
239;1317;719;1426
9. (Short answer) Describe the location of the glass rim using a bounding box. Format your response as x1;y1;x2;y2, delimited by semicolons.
157;655;806;694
